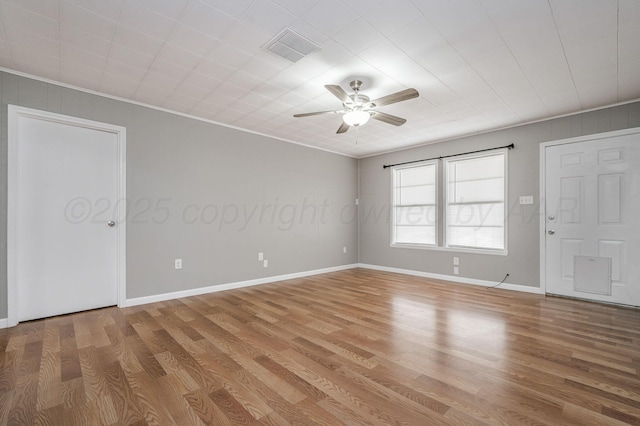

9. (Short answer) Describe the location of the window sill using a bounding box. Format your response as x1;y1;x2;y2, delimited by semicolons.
390;243;508;256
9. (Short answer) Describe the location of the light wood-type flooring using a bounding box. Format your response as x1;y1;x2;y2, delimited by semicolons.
1;268;640;425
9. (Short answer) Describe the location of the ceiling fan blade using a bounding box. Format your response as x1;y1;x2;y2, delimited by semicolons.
325;85;353;105
371;111;407;126
293;110;340;118
369;88;419;107
336;122;350;134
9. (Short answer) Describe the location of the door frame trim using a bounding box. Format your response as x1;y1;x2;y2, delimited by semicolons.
7;105;127;327
539;126;640;296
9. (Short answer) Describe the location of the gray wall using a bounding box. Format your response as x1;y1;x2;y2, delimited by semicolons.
359;102;640;288
0;72;358;317
2;70;639;320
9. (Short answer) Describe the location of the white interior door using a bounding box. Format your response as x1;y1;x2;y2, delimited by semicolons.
543;129;640;306
9;107;125;323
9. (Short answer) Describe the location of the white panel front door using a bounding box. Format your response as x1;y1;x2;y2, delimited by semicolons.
544;130;640;306
15;113;120;321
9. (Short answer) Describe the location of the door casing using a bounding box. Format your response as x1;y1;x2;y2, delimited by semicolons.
7;105;127;327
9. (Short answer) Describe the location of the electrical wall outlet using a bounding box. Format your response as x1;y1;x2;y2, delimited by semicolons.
355;198;359;205
343;247;347;253
175;259;182;269
453;256;459;265
258;252;263;261
263;260;268;268
453;266;459;275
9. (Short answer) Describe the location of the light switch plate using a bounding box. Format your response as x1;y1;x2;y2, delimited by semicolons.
519;196;534;205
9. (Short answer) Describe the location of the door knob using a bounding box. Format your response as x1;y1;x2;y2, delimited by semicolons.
548;230;555;235
107;221;116;227
548;215;555;220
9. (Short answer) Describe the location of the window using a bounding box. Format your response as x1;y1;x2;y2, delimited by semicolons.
445;152;506;251
390;150;507;253
392;162;437;246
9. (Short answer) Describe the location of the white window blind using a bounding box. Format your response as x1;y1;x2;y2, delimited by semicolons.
445;152;506;251
392;162;437;245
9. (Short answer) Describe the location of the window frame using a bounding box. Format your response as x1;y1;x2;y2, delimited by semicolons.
443;149;508;254
390;160;438;248
389;149;508;256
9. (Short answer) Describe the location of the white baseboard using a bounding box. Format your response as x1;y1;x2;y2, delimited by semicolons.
124;263;359;308
2;262;542;327
357;263;544;294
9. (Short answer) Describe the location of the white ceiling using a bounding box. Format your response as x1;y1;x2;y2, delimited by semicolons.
0;0;638;157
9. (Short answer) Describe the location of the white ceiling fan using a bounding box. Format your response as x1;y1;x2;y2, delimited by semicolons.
293;80;419;133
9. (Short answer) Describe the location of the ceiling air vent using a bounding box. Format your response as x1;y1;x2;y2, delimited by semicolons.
264;28;320;63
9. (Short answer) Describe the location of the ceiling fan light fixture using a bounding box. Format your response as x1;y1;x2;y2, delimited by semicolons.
343;110;370;127
293;80;418;134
